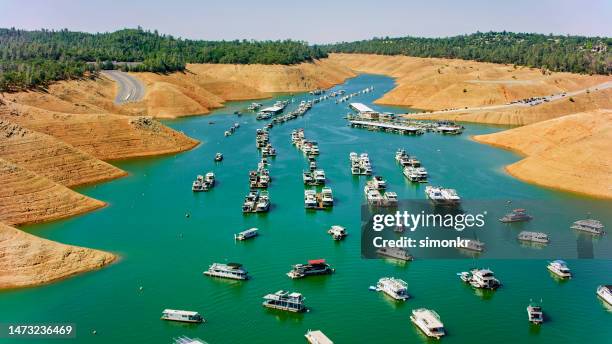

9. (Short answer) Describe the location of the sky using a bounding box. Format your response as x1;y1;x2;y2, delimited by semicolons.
0;0;610;43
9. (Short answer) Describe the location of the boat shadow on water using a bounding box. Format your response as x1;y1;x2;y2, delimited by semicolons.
461;284;498;301
528;322;544;335
379;293;411;309
264;308;308;322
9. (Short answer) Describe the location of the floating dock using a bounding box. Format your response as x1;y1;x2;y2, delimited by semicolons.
349;120;425;135
260;105;284;114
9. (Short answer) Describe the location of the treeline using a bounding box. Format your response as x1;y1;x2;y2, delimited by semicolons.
324;31;611;75
0;27;327;91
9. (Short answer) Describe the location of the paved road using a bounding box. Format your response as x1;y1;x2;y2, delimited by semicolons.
419;81;612;116
101;70;146;104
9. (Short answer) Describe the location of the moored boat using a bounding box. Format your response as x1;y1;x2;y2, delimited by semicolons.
527;303;544;324
305;330;333;344
161;309;204;323
235;227;258;241
547;260;572;279
204;262;249;280
262;290;306;312
287;259;334;279
304;189;317;209
596;285;612;306
499;208;532;223
410;308;445;339
173;336;208;344
571;219;605;235
517;231;549;244
459;268;501;289
376;277;410;301
425;186;460;206
376;247;413;261
327;225;347;240
460;239;485;252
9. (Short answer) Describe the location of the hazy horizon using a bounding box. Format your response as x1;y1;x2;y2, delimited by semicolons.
1;0;610;43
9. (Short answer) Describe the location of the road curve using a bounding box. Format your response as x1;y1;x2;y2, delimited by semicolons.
101;70;146;104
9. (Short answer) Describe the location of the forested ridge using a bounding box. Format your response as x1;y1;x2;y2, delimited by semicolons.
0;27;327;91
324;31;610;75
1;28;609;92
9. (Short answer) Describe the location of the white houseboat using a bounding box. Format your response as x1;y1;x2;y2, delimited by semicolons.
376;277;410;301
262;290;306;312
204;263;249;280
327;225;347;240
459;268;501;289
161;309;204;323
425;186;461;206
547;260;572;279
596;285;612;306
305;330;333;344
499;208;532;223
460;239;485;252
517;231;549;244
235;228;258;241
376;247;414;261
287;259;334;279
571;219;605;235
410;308;446;339
527;303;544;324
173;336;208;344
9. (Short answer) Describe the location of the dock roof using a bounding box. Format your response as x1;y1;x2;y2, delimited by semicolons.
349;102;376;113
350;120;422;132
261;105;283;113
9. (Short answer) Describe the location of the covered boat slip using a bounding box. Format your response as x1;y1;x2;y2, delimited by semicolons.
349;120;424;135
349;102;376;114
260;105;284;114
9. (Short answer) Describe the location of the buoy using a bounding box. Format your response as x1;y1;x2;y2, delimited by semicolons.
139;286;144;291
185;213;190;218
92;330;97;335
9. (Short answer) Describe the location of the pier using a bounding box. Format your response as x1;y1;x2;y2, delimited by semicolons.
349;119;425;135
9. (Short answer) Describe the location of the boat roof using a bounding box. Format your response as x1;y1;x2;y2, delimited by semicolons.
551;259;567;265
163;309;200;316
305;330;333;344
308;259;326;265
261;105;283;112
413;309;443;328
174;336;207;344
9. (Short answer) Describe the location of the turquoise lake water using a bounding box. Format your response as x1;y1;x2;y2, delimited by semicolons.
0;74;610;343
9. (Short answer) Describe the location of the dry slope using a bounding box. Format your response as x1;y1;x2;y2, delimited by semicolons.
1;59;356;119
0;119;126;187
473;109;612;198
328;53;610;112
0;222;115;289
0;158;105;226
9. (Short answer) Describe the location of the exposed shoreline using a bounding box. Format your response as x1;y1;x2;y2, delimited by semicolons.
473;109;612;199
0;222;116;290
1;54;609;289
0;58;356;289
